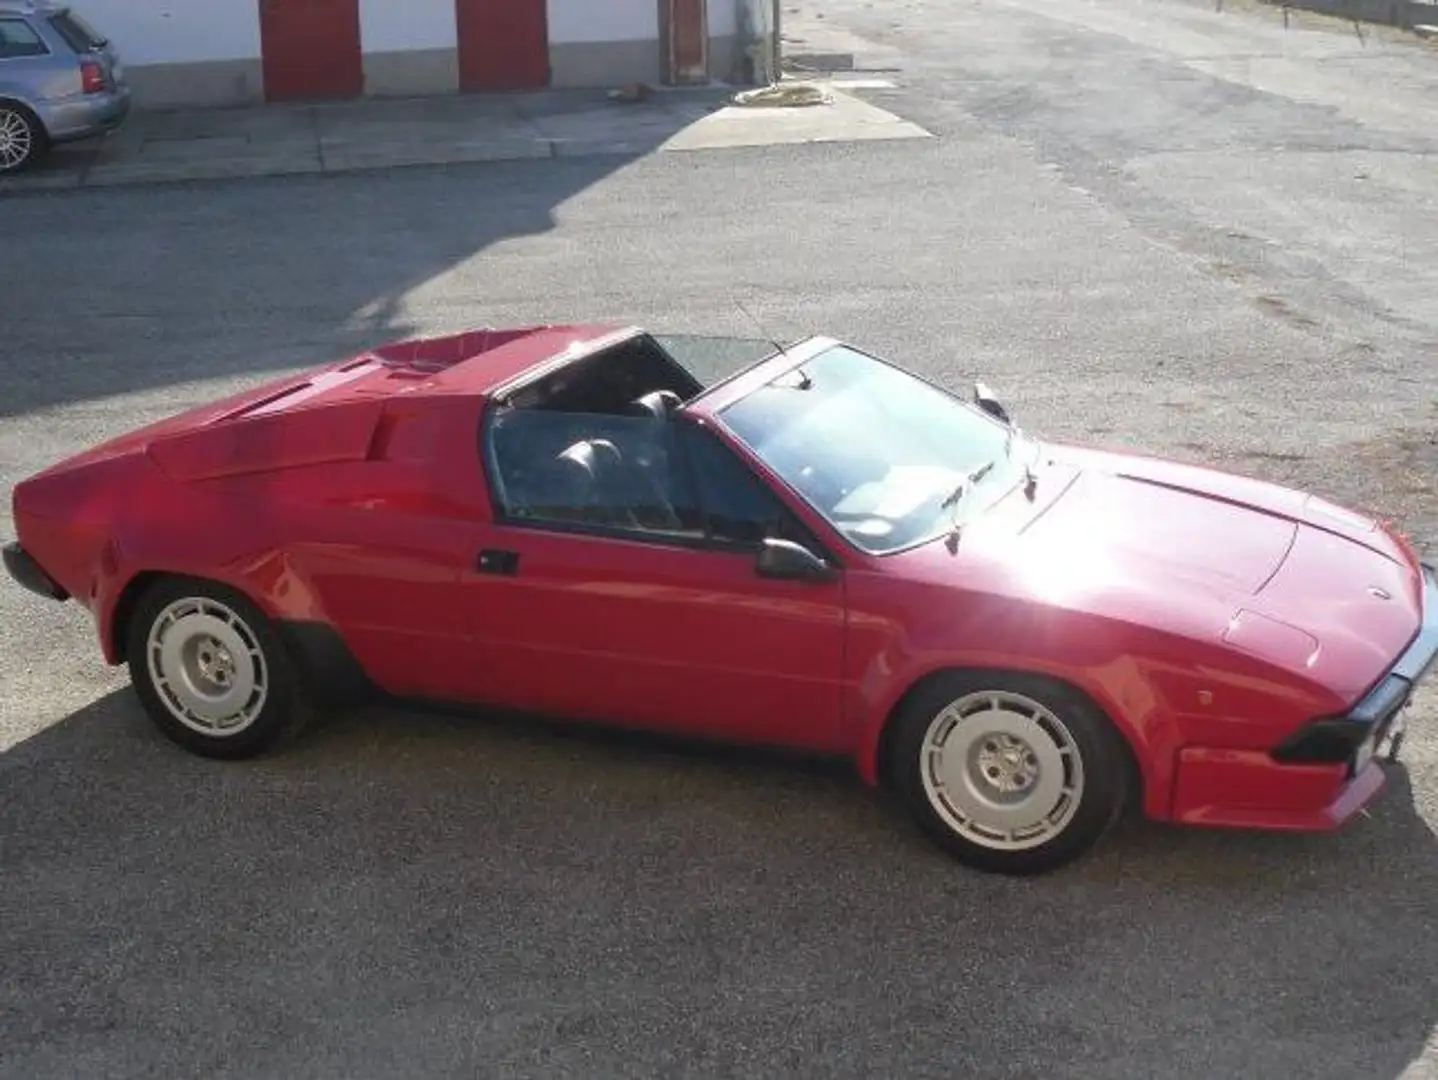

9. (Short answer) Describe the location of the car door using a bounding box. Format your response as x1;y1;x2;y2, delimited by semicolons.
455;407;851;754
0;18;55;126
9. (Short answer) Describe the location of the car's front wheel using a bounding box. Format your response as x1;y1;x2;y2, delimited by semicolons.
125;576;312;759
887;671;1131;875
0;103;44;175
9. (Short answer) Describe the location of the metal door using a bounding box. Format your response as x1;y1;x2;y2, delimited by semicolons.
455;0;549;92
661;0;708;85
258;0;363;102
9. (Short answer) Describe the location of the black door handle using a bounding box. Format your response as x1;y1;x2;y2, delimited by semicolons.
477;548;520;576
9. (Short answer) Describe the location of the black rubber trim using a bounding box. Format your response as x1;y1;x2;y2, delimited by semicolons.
1386;562;1438;685
3;541;69;601
1271;561;1436;769
275;619;375;708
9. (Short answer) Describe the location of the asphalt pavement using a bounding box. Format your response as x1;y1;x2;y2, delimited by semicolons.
2;0;1437;1076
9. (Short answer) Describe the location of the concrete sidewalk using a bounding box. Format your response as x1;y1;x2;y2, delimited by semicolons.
1;81;930;194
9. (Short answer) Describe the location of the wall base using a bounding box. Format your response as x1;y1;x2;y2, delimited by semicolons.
125;59;265;109
549;39;663;88
708;34;743;84
363;48;460;97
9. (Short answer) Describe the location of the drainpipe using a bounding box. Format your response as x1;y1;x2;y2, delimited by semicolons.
739;0;778;84
772;0;782;78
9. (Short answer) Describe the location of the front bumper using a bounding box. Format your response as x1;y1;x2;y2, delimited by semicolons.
2;541;69;601
1170;561;1435;830
1271;560;1437;774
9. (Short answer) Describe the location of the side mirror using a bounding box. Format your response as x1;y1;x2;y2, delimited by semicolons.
755;538;835;582
973;381;1011;426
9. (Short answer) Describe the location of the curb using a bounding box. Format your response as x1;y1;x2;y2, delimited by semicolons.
0;138;594;195
782;51;858;72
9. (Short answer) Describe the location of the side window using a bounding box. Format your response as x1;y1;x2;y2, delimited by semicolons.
675;423;821;551
0;20;49;59
47;11;105;53
486;408;704;541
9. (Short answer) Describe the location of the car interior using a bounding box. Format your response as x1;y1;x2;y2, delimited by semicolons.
485;334;728;534
481;333;824;555
502;333;705;414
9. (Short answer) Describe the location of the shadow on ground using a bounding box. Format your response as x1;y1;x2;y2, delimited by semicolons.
2;688;1434;1078
0;89;739;420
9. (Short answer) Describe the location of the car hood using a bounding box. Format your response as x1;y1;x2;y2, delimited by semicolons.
984;444;1425;703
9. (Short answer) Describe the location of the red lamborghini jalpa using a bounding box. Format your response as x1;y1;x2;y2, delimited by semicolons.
5;325;1430;874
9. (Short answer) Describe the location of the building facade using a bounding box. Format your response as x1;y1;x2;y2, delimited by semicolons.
70;0;756;109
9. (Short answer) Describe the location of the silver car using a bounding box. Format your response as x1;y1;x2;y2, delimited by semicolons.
0;1;129;174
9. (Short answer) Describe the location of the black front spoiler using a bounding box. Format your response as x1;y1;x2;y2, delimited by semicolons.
2;542;69;601
1273;561;1437;773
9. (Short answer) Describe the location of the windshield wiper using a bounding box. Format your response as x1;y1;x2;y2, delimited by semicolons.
1003;424;1040;500
939;459;998;553
941;460;996;510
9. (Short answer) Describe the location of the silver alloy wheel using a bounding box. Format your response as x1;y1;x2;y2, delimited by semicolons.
0;108;34;172
919;689;1085;851
145;596;269;737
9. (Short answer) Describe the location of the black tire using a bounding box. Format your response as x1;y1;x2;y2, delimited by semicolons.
0;102;45;175
885;670;1131;875
125;576;313;760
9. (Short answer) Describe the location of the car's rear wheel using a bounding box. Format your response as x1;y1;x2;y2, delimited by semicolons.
125;577;312;760
0;103;44;175
887;671;1130;875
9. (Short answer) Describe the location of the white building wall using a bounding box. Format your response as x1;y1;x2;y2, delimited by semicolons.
709;0;739;38
358;0;455;52
358;0;458;95
68;0;755;108
545;0;658;44
546;0;658;87
71;0;260;65
71;0;262;106
545;0;743;86
705;1;743;83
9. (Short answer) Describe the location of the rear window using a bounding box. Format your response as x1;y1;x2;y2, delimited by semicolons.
0;18;49;58
48;9;106;52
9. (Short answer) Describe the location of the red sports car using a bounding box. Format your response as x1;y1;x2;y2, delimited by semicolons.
5;325;1431;874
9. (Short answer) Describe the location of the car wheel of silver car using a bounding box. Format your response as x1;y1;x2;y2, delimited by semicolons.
125;576;313;760
0;104;43;175
887;671;1131;875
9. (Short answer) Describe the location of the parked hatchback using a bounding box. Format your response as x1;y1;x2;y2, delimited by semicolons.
0;1;128;174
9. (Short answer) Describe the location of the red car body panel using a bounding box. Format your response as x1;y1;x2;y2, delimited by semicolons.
451;524;849;750
830;450;1424;821
6;325;1431;836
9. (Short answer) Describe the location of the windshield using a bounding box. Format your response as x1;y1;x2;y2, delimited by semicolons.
717;345;1027;554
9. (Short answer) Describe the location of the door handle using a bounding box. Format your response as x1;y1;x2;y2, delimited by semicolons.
477;548;520;576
